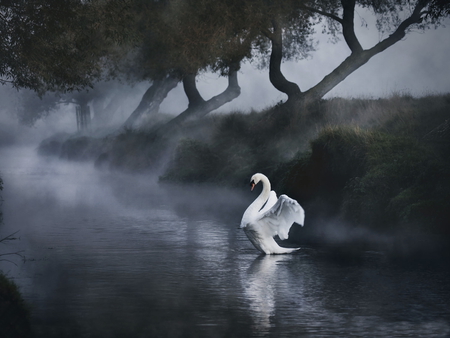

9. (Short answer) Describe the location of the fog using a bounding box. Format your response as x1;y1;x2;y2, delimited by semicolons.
0;146;449;337
0;9;448;255
0;13;449;138
0;9;449;338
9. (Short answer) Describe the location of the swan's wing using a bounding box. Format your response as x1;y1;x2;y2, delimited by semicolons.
257;194;305;240
258;191;278;215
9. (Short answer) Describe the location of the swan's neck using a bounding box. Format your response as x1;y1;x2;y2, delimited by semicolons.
243;176;271;221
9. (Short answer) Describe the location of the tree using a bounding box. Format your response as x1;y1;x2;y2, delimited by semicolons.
1;0;140;129
0;0;108;93
259;0;450;107
14;81;136;129
120;0;257;130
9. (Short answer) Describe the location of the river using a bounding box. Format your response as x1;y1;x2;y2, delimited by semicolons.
0;146;449;337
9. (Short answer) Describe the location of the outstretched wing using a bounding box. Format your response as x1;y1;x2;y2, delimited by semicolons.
256;194;305;240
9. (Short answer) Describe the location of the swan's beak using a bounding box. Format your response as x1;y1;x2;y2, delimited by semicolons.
250;181;255;191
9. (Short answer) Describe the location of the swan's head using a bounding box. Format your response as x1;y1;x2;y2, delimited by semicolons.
249;173;266;191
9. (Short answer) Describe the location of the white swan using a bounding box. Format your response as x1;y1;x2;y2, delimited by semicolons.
240;173;305;254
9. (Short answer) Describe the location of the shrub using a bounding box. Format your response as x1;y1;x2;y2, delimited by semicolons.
0;273;32;338
281;125;450;235
161;139;220;183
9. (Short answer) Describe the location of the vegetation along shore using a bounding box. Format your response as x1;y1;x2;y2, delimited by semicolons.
38;93;450;255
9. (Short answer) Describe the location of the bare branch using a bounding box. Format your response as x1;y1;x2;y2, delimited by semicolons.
0;231;25;266
261;27;274;39
341;0;363;53
0;231;20;244
300;5;343;24
367;0;429;55
0;78;15;85
302;0;431;103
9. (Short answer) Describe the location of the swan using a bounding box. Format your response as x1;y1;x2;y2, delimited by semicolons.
240;173;305;254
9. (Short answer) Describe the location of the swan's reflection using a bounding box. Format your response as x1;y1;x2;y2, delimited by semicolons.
242;254;294;333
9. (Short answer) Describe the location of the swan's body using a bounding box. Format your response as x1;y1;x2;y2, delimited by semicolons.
240;173;305;254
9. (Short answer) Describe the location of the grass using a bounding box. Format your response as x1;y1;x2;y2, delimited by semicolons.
37;93;450;245
160;93;450;242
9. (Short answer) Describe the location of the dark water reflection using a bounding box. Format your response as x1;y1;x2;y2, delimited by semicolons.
0;147;449;337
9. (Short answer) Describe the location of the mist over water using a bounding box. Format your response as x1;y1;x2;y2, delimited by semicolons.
1;146;450;337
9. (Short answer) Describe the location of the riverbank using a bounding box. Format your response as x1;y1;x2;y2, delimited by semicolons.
37;93;450;253
1;176;31;337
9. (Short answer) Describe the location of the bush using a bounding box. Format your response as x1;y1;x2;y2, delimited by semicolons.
161;139;220;183
0;273;32;338
282;125;450;236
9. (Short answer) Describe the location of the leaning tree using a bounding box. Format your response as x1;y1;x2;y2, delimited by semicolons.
1;0;139;128
120;0;258;130
0;0;115;93
251;0;450;107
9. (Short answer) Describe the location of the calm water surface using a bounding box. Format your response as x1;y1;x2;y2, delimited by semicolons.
0;147;449;337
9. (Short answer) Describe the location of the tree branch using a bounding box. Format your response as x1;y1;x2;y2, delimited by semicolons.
302;0;430;103
0;231;25;266
300;5;343;24
0;78;14;85
268;18;302;100
261;27;274;40
183;74;206;108
0;231;20;244
341;0;363;53
156;63;241;135
123;74;179;128
368;0;429;54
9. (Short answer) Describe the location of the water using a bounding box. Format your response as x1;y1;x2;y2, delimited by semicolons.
0;147;449;337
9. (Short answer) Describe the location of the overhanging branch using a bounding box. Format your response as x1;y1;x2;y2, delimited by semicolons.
301;0;430;103
155;64;241;136
300;5;343;24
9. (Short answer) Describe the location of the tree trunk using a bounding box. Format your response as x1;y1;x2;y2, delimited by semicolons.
156;64;241;136
268;18;301;103
300;0;426;105
123;75;179;128
270;0;428;108
183;73;206;108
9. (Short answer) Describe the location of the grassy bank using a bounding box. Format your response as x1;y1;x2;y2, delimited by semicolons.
38;93;450;250
161;93;450;249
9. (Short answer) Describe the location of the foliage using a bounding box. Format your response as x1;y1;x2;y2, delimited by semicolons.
0;1;114;93
14;90;61;126
0;273;32;338
36;94;450;242
162;139;221;183
161;108;309;186
282;97;450;235
118;0;259;81
246;0;450;105
159;94;450;238
4;0;449;131
336;130;449;233
0;182;32;338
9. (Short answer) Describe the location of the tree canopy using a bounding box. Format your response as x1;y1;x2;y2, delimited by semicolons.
2;0;449;128
1;1;95;92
